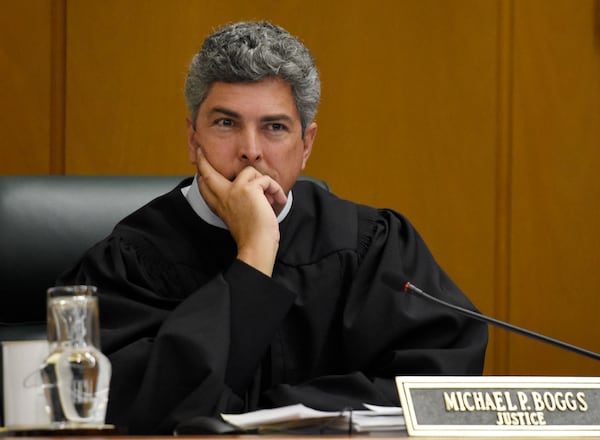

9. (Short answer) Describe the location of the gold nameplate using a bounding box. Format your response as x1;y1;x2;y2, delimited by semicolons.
396;376;600;437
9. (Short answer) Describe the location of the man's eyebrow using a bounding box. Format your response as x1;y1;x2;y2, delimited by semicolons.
208;107;294;123
261;114;294;123
209;107;240;118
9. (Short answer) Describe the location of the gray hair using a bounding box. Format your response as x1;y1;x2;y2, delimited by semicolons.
184;21;320;134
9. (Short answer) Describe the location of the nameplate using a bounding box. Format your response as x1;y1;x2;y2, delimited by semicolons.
396;376;600;436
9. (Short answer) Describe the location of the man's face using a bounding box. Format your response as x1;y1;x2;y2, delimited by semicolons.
187;77;317;195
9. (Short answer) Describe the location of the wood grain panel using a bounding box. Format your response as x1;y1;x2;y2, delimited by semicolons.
0;1;52;173
510;0;600;374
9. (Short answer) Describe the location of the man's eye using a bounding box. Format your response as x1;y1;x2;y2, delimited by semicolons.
215;119;234;127
269;123;287;131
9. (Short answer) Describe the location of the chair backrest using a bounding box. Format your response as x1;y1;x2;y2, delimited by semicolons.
0;174;329;341
0;175;186;340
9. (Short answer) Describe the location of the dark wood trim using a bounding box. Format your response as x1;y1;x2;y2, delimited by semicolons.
50;0;66;175
492;0;515;375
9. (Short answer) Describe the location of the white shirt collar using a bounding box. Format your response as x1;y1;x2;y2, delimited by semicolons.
181;175;293;229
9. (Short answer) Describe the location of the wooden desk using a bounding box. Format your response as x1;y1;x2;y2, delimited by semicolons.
1;434;600;439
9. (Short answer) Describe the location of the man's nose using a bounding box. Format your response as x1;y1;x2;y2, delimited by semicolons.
238;129;262;163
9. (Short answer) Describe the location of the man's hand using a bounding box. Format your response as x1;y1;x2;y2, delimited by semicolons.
195;149;287;277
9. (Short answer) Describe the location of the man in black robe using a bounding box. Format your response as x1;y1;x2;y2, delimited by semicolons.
58;21;487;434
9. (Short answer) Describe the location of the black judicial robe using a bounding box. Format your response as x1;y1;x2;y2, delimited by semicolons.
58;178;488;434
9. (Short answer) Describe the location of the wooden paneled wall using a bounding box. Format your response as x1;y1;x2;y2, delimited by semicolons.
2;0;599;376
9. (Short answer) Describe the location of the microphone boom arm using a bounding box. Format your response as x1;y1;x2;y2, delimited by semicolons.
404;282;600;362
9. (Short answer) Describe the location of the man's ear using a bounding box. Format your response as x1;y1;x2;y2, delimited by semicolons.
301;122;318;170
186;117;198;164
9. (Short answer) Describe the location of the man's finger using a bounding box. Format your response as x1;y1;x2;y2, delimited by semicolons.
196;148;230;198
252;175;287;206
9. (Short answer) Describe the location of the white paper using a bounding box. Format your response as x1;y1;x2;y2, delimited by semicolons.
221;403;342;429
221;403;405;433
363;403;403;415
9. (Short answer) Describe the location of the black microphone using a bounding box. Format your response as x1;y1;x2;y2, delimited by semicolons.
403;281;600;362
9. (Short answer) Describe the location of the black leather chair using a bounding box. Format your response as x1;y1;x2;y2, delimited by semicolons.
0;175;187;341
0;174;329;342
